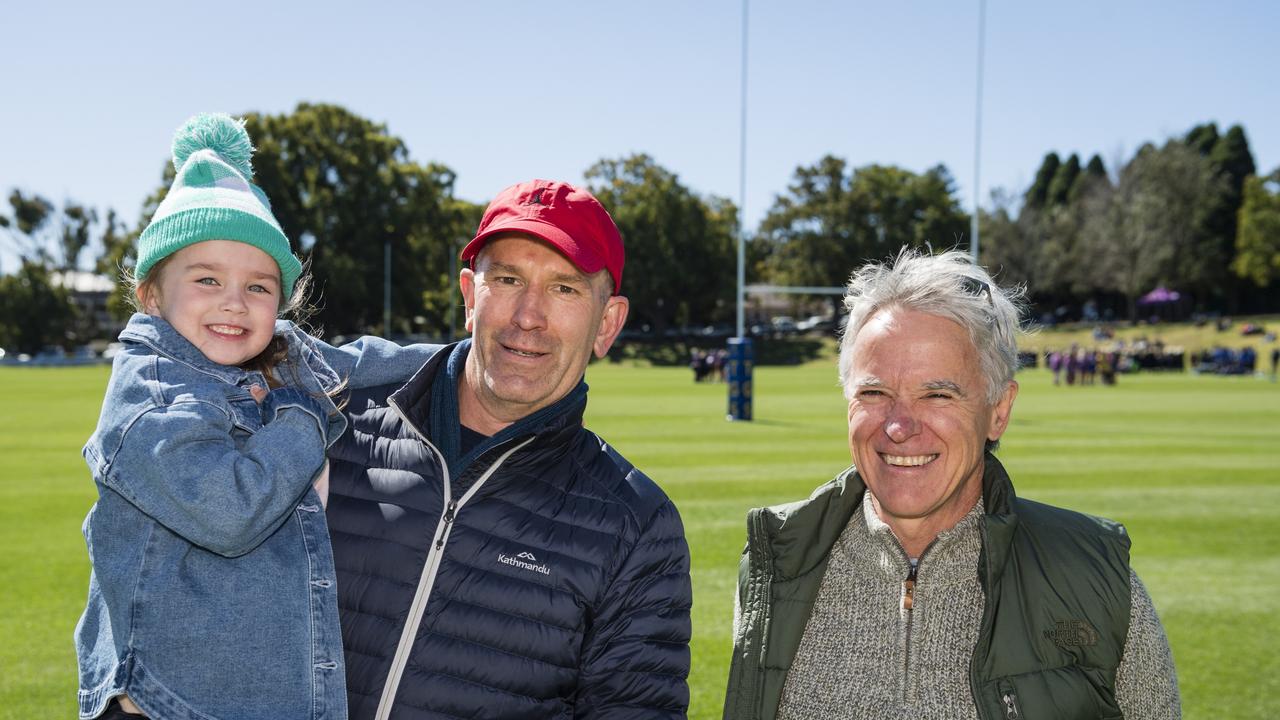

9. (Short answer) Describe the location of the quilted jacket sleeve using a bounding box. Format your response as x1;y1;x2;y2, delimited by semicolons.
575;499;693;719
102;387;329;558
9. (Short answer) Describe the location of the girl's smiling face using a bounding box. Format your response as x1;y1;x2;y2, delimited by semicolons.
138;240;281;367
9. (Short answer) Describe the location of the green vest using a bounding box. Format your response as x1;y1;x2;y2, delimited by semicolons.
723;455;1132;720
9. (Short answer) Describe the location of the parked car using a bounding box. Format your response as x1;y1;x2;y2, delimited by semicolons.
796;315;835;333
770;316;798;334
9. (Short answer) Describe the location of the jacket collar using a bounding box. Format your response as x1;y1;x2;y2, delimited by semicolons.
118;312;268;387
759;452;1020;582
388;338;588;478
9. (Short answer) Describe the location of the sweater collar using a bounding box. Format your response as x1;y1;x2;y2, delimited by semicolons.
854;497;985;584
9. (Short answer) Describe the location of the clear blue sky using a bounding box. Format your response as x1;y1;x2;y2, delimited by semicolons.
2;0;1277;273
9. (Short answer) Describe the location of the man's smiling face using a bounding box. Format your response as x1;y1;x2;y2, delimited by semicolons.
845;307;1016;544
459;233;627;431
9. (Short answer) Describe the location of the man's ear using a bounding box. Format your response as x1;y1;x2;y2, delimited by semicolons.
592;295;629;359
987;380;1019;442
459;267;477;333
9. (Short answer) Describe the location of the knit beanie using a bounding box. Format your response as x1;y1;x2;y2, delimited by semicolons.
135;113;302;293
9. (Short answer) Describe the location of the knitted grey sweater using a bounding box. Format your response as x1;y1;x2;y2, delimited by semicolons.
776;499;1181;719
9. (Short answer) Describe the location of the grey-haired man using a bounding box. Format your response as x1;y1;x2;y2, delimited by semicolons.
723;249;1179;719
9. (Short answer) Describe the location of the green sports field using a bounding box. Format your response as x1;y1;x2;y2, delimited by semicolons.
1;359;1277;718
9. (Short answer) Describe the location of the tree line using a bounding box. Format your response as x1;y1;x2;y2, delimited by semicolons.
2;103;1278;354
981;123;1276;322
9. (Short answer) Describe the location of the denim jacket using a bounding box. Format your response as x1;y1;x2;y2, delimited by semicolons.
76;313;437;720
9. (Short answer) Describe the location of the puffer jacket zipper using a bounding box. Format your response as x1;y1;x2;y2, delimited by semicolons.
373;397;534;720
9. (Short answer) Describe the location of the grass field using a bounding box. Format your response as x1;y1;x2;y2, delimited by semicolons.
1;358;1277;718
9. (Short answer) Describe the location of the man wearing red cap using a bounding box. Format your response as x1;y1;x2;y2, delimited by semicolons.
325;180;692;720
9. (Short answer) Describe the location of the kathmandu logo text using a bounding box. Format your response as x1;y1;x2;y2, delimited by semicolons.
498;551;551;575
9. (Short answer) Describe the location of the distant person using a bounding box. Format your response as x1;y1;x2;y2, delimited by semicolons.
325;179;692;718
75;114;429;719
722;249;1180;719
1271;346;1279;382
1100;350;1118;386
1082;349;1098;385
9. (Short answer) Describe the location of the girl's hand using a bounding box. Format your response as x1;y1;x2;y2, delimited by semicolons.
248;384;268;404
313;461;330;508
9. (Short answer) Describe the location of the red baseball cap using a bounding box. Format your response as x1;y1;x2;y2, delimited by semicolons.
461;179;625;294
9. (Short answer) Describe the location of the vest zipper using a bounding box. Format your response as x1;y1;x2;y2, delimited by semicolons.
1000;684;1022;720
373;397;533;720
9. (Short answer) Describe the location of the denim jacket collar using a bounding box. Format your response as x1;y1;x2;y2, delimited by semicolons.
118;313;270;388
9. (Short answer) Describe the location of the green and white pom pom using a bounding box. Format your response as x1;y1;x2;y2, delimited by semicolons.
170;113;255;178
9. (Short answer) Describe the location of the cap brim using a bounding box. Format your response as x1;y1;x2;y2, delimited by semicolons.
461;218;607;276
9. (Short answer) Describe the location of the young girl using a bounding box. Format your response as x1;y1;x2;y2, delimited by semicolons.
75;114;433;720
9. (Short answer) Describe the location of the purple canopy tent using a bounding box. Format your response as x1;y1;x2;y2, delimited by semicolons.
1138;287;1182;305
1137;286;1183;323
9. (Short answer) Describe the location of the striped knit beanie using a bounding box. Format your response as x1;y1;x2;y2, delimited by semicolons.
135;113;301;292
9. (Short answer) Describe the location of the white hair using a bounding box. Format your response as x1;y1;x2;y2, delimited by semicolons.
837;248;1024;405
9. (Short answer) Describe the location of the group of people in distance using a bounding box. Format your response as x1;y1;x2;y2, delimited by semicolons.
1047;344;1118;386
690;347;729;382
74;114;1181;719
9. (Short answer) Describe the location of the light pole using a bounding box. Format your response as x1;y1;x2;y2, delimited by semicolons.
971;0;987;264
736;0;748;342
727;0;753;421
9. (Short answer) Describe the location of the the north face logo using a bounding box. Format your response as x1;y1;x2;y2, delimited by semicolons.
498;550;551;576
1044;620;1099;648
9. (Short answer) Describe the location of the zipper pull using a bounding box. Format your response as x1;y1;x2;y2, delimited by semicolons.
903;562;917;611
1001;690;1021;720
434;500;458;550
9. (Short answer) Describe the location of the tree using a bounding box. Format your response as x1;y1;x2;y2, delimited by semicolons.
1233;173;1280;288
0;190;100;272
134;103;469;336
584;154;737;334
0;261;77;353
1185;123;1256;309
1083;154;1108;183
1081;140;1224;319
96;209;137;320
1024;153;1062;209
1046;153;1081;206
758;156;969;317
977;189;1039;291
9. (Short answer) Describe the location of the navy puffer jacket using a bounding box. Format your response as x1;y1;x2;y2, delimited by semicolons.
326;341;692;720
